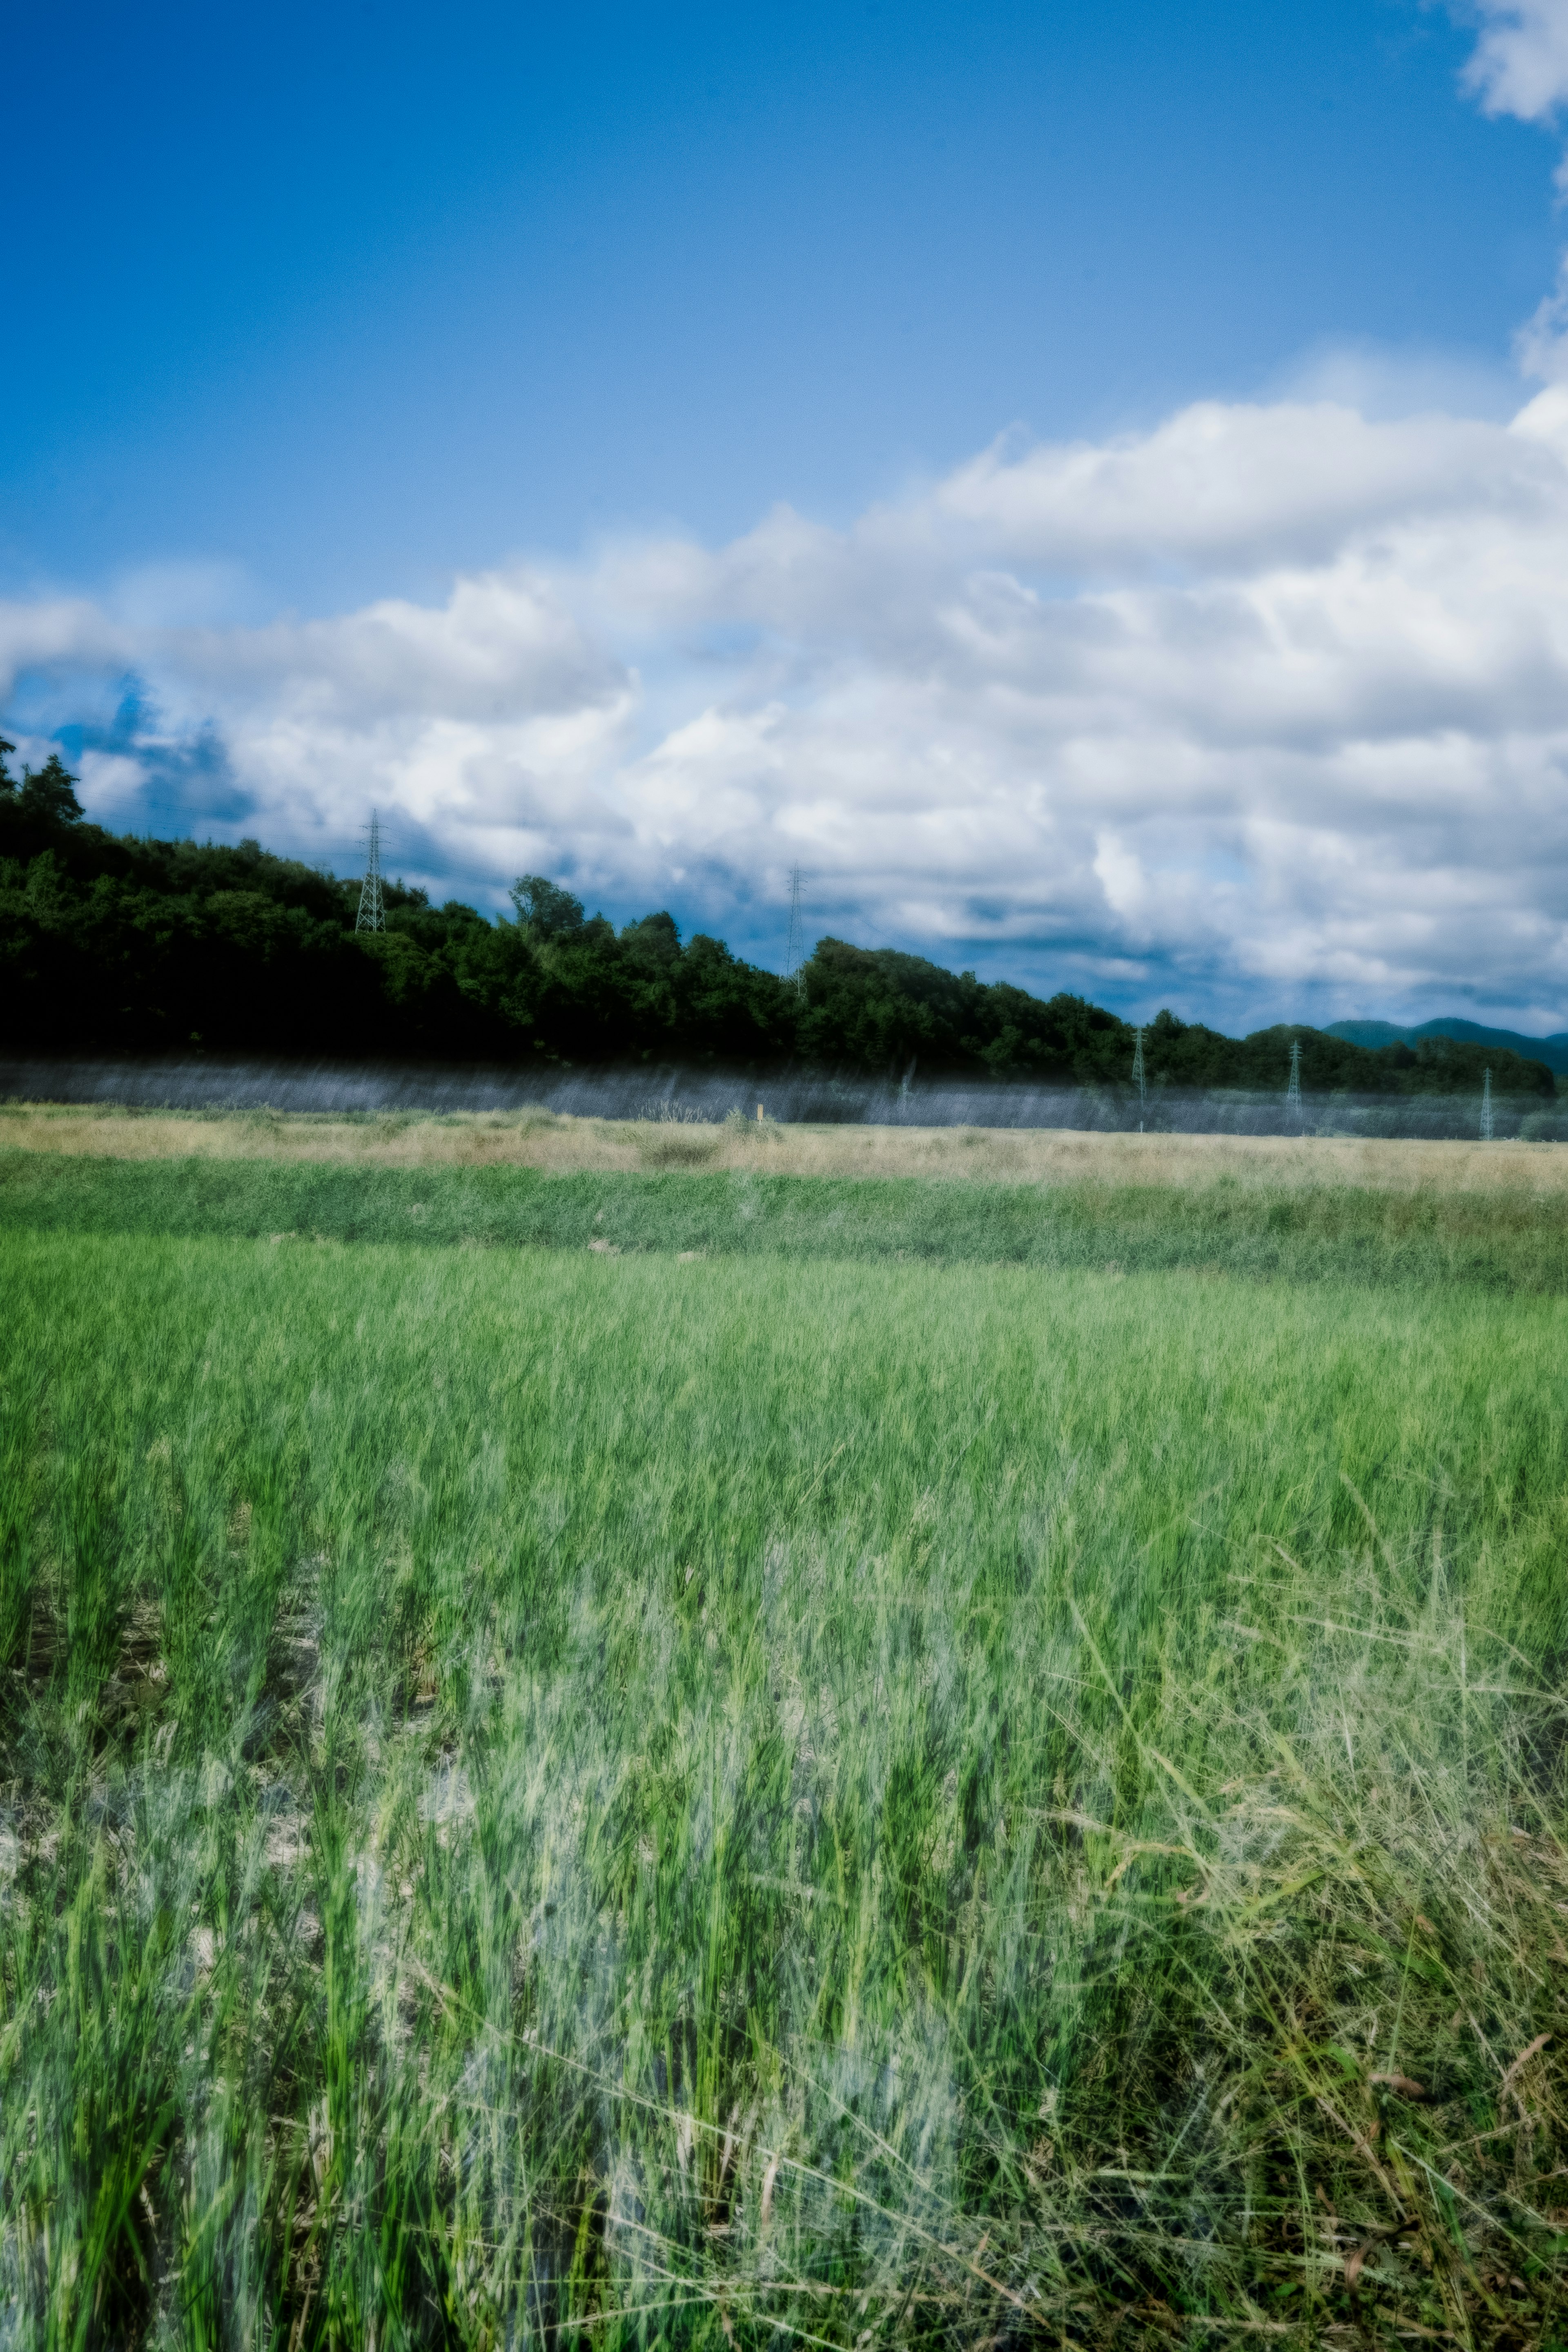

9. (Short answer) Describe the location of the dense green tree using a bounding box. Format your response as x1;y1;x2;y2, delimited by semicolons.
0;775;1553;1093
510;874;585;940
1;739;85;827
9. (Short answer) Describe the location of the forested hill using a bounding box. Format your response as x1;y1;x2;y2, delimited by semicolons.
0;746;1555;1095
1328;1016;1568;1076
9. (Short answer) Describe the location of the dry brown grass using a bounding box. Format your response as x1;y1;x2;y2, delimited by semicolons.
2;1098;1565;1192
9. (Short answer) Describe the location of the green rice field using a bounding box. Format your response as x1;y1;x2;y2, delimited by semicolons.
3;1139;1568;2345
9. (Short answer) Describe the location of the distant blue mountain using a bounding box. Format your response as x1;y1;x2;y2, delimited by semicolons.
1325;1018;1568;1076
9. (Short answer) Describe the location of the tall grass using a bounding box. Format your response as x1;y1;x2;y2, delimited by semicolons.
3;1233;1568;2343
7;1149;1568;1292
7;1102;1568;1193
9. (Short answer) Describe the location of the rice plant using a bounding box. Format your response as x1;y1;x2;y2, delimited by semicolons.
2;1220;1567;2344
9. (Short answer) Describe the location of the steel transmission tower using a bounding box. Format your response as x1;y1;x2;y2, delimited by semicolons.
1285;1037;1302;1116
1131;1026;1146;1130
1480;1066;1494;1141
356;810;386;933
784;866;806;998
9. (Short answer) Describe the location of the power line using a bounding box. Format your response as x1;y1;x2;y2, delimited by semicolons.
1285;1036;1301;1117
1131;1025;1146;1131
356;809;385;933
1480;1065;1494;1142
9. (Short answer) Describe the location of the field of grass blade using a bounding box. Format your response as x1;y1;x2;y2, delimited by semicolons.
2;1210;1568;2346
7;1145;1568;1292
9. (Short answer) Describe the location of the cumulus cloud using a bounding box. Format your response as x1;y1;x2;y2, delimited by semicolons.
11;382;1568;1029
1459;0;1568;125
11;9;1568;1029
0;597;138;701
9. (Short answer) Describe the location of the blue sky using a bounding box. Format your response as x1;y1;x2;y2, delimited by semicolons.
8;0;1568;1029
4;0;1550;605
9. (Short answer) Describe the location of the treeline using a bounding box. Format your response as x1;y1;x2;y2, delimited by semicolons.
0;746;1555;1095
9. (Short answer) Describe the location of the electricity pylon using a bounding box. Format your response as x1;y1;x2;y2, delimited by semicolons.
784;866;806;998
1131;1026;1146;1130
356;810;385;933
1285;1037;1302;1116
1480;1066;1494;1141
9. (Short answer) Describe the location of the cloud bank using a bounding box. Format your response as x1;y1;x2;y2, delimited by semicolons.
8;384;1568;1028
9;13;1568;1028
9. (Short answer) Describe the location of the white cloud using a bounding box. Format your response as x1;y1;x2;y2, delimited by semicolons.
1448;2;1568;374
929;402;1541;570
1517;254;1568;379
1267;335;1519;423
0;598;138;702
16;1;1568;1028
174;570;627;725
11;381;1568;1027
15;379;1568;1030
1459;0;1568;124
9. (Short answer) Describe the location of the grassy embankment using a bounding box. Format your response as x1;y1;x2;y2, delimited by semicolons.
3;1119;1568;2345
6;1115;1568;1292
7;1098;1568;1187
